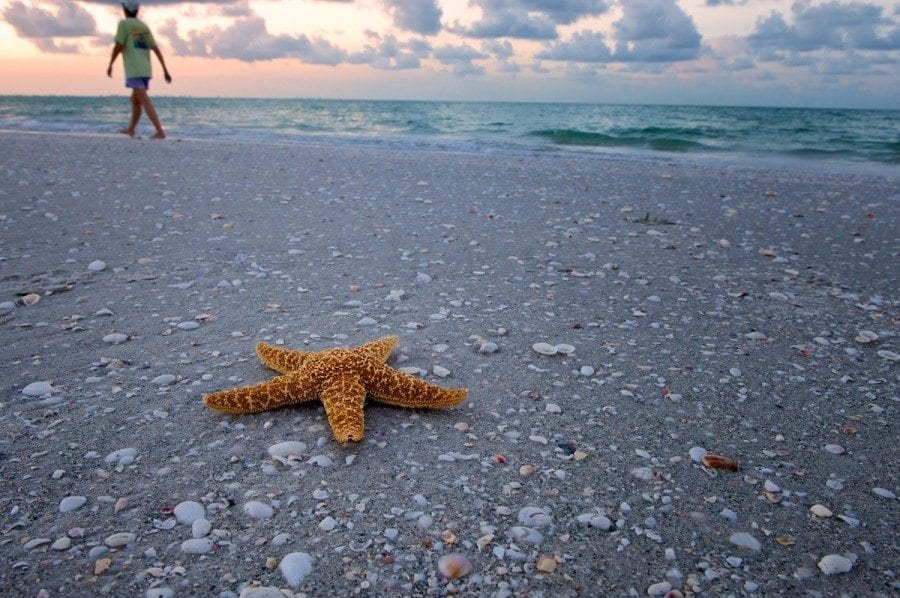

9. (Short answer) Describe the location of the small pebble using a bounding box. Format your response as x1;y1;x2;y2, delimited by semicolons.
824;444;845;455
180;538;213;555
872;487;896;500
176;321;200;330
243;501;274;520
103;333;129;345
151;374;176;386
818;554;853;575
532;342;557;355
88;260;106;271
729;532;761;552
174;501;205;525
22;381;54;397
104;532;136;548
59;496;87;513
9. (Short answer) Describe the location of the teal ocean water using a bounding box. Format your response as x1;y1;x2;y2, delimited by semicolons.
1;96;897;175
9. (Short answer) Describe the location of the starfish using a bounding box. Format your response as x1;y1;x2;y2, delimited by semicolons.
203;335;468;443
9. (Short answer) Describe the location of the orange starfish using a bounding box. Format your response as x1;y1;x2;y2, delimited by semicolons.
203;335;468;442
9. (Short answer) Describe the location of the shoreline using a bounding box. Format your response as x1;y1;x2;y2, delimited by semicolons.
3;127;898;181
0;132;897;596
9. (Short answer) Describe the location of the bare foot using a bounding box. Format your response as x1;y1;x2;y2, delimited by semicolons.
152;131;166;140
119;128;135;137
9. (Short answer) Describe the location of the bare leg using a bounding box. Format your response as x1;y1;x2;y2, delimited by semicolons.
133;88;166;139
119;91;141;137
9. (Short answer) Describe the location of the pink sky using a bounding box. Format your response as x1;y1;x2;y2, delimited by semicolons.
1;0;898;108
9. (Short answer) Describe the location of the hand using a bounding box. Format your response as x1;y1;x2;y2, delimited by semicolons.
107;66;113;78
164;71;172;84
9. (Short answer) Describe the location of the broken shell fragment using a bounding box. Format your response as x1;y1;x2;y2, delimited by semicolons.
701;453;739;472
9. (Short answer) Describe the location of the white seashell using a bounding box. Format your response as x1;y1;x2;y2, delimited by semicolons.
59;496;87;513
532;342;557;355
764;480;781;493
151;374;176;386
817;554;853;575
268;441;307;461
744;331;767;340
518;506;552;527
174;501;205;525
307;455;333;467
824;444;845;455
728;532;761;552
855;330;878;343
872;487;896;500
243;501;274;520
545;403;561;414
437;553;473;579
88;260;107;272
580;365;595;376
877;349;899;361
810;504;833;518
432;365;451;378
318;516;337;531
103;333;129;344
192;518;212;538
22;381;55;397
688;447;707;463
279;552;313;588
477;341;499;354
180;538;213;555
104;532;136;547
104;447;137;466
555;343;575;355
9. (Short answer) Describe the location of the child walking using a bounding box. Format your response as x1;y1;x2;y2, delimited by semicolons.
107;1;172;139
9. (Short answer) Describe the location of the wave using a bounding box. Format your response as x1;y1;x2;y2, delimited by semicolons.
528;128;708;152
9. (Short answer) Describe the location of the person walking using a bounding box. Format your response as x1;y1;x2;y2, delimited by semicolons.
107;1;172;139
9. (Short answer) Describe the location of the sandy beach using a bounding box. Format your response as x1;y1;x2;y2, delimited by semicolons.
1;131;897;596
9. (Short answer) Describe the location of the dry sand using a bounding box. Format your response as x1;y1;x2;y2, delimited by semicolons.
1;131;897;596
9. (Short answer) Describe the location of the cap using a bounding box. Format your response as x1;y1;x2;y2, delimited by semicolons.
121;1;140;12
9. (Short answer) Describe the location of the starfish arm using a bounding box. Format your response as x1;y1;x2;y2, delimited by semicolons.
356;335;399;363
256;341;312;374
203;371;318;414
365;364;468;409
320;374;366;443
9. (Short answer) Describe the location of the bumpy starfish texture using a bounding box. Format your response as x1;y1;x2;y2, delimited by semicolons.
203;335;468;443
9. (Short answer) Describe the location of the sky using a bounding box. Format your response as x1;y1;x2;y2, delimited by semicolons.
1;0;898;108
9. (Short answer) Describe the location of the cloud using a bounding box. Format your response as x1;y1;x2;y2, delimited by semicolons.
612;0;702;62
749;2;900;54
348;33;430;69
433;43;487;75
538;0;700;64
164;15;347;64
381;0;442;35
3;0;98;52
454;0;611;39
536;30;612;62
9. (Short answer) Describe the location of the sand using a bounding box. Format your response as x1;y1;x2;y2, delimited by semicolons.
0;131;897;597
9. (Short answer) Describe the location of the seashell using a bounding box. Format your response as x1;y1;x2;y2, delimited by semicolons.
854;330;878;343
818;554;853;575
279;552;313;588
532;342;557;355
20;293;41;306
554;343;575;355
94;558;111;575
518;506;552;527
701;453;739;471
441;529;457;544
536;554;557;573
775;536;795;547
877;349;899;362
810;504;833;518
437;553;472;579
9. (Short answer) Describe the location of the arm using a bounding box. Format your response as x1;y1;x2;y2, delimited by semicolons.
152;47;172;83
107;42;123;78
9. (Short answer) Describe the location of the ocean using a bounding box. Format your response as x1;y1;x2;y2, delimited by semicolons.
1;96;897;176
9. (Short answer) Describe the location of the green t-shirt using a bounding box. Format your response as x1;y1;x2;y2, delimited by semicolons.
115;18;156;79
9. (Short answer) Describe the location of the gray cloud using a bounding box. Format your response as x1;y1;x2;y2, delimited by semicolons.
348;34;430;69
4;0;98;52
749;2;900;54
164;16;347;64
381;0;442;35
538;0;700;64
455;0;611;40
612;0;702;62
536;30;612;62
433;43;487;75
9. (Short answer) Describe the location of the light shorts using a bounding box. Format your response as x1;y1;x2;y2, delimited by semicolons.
125;77;150;90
